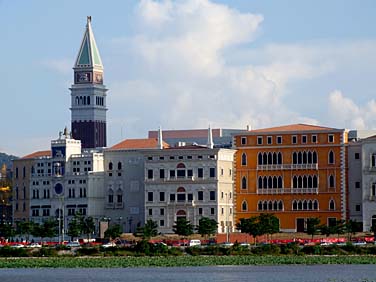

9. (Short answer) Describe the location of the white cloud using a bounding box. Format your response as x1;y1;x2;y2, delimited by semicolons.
328;90;376;129
41;58;72;75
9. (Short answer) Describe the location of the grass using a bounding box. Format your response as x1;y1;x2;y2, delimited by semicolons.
0;255;375;268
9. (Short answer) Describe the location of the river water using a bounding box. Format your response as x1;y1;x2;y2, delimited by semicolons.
0;265;375;282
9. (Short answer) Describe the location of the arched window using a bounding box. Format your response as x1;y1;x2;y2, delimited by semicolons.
258;177;263;189
273;201;278;210
328;151;335;164
258;201;263;211
329;199;335;210
268;152;272;165
303;151;307;164
263;201;268;210
329;175;335;188
293;152;297;164
313;200;318;210
263;153;267;164
308;176;313;188
313;151;318;164
258;153;263;165
177;187;186;193
242;201;248;211
308;151;312;164
273;152;277;165
298;200;303;210
292;200;297;210
308;200;313;210
268;201;273;210
303;175;308;188
313;175;318;188
298;176;302;188
241;153;247;166
278;152;282;164
278;200;283;211
303;200;308;210
273;176;278;188
87;96;90;105
108;162;113;170
268;176;273;188
83;96;86;105
278;176;283;188
177;163;186;168
242;177;247;189
293;176;297;188
118;162;122;170
298;152;302;164
263;177;267;189
176;210;187;220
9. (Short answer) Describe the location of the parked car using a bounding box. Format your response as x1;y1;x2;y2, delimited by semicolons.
188;240;201;247
66;241;81;248
101;242;117;248
11;244;25;248
27;243;42;248
221;242;234;247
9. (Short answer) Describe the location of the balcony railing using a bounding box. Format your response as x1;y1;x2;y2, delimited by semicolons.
257;163;318;170
145;176;217;182
257;188;318;194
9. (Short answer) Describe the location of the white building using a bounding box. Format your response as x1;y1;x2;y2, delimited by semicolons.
144;129;236;234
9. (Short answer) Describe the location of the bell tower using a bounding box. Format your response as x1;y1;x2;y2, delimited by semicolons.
70;16;107;149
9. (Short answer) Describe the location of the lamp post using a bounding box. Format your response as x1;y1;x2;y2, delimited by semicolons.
225;193;229;243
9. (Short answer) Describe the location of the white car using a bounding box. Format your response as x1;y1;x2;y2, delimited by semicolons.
66;241;81;247
27;243;42;248
11;244;25;248
102;242;117;248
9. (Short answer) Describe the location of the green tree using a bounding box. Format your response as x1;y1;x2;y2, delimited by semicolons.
104;224;122;240
333;219;346;240
236;216;262;245
135;219;158;240
319;224;335;238
258;213;280;241
0;223;15;239
80;216;95;240
31;219;58;242
306;217;321;240
196;217;218;239
16;221;34;241
345;219;359;241
67;217;81;241
173;218;194;237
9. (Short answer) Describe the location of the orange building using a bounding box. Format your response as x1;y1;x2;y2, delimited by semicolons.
233;124;348;232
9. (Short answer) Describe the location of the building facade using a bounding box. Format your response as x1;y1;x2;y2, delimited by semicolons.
144;144;235;234
233;124;348;232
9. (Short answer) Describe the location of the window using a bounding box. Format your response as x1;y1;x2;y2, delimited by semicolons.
277;136;282;144
108;162;113;170
209;191;216;201
178;156;183;160
187;169;193;177
302;135;307;144
147;169;153;179
328;151;335;164
355;182;360;189
160;220;164;227
329;175;335;188
241;177;247;189
328;134;334;143
372;183;376;197
209;168;216;178
372;154;376;167
329;199;335;210
267;136;272;145
355;153;360;160
355;204;361;212
241;200;248;211
108;194;113;203
148;192;153;202
198;191;204;201
198;208;203;215
198;168;203;178
147;156;153;161
241;153;247;166
159;156;164;160
160;192;165;202
177;193;186;202
117;194;122;203
170;194;175;202
257;136;263;145
241;137;247;145
159;169;165;179
170;170;176;178
148;209;153;216
210;208;215;215
160;208;164;216
292;135;297;144
118;162;122;170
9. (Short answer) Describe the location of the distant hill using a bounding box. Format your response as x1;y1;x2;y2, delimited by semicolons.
0;152;18;169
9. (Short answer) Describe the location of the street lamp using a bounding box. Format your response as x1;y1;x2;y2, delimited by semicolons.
225;193;229;243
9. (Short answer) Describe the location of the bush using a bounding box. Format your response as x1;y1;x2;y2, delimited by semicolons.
280;243;300;255
252;244;281;255
0;246;29;257
35;247;58;257
76;247;100;256
301;245;322;255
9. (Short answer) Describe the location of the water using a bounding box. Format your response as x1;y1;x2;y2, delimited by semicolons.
0;265;375;282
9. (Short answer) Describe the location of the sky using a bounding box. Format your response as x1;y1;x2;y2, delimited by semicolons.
1;0;376;156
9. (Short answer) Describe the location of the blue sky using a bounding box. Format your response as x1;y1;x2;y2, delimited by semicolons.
1;0;376;156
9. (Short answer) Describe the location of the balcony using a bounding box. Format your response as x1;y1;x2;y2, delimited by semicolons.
257;163;318;171
115;202;124;209
257;188;318;195
145;176;217;183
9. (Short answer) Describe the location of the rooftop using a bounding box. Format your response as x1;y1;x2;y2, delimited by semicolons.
109;138;169;150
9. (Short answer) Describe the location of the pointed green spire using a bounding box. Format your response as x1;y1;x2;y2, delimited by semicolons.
74;16;103;69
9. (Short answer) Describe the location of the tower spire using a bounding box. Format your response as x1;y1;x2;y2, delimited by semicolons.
207;125;214;149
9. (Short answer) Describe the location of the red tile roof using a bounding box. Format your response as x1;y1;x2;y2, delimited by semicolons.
250;123;338;133
21;150;51;159
109;138;170;150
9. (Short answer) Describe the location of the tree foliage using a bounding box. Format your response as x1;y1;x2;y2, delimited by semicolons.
306;218;321;239
236;216;263;244
196;217;218;238
173;218;194;237
135;219;158;240
104;224;122;240
67;217;81;241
